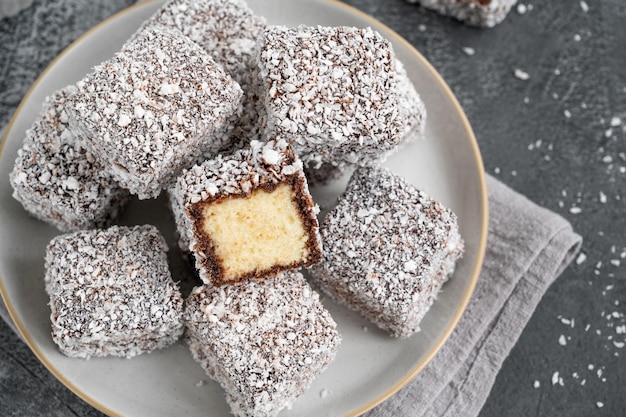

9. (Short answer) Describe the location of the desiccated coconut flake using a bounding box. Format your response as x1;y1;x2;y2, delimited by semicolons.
262;148;281;165
117;113;132;127
514;69;530;80
580;1;589;12
319;388;331;398
552;371;560;385
552;371;565;386
61;177;80;190
158;83;181;95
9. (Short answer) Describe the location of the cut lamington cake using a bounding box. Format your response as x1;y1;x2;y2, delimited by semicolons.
185;271;340;417
257;25;426;182
168;138;322;286
9;86;129;232
65;26;243;199
309;166;464;338
45;225;184;359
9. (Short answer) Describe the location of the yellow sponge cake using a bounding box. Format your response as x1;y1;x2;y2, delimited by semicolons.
169;138;322;286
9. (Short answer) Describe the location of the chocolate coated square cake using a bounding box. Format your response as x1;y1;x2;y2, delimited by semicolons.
45;225;184;358
310;166;464;338
66;26;243;199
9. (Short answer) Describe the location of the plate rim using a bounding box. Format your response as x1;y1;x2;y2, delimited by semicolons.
0;1;489;416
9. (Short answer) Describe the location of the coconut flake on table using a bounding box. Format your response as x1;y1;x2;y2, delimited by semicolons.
580;1;589;12
514;68;530;80
462;46;475;56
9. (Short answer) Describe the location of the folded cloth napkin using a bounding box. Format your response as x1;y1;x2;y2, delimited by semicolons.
365;175;582;417
0;162;581;416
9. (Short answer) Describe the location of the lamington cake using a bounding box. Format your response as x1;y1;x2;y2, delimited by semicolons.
304;58;426;185
309;166;464;338
169;138;322;286
45;225;184;358
257;25;426;177
406;0;517;27
9;86;129;232
139;0;267;144
65;26;243;199
185;271;340;417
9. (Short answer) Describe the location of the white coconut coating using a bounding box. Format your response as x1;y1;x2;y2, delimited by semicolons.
257;25;426;173
139;0;267;144
184;271;340;417
309;166;464;338
9;86;129;232
65;26;243;199
45;225;184;358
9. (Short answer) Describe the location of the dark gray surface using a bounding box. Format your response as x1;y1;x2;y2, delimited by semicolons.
1;0;624;416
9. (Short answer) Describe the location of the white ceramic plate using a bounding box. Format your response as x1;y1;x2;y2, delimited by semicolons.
0;1;488;416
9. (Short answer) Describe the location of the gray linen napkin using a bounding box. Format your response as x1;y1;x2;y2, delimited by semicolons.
365;175;582;417
0;156;581;416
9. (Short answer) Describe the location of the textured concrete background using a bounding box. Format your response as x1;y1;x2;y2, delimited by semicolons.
1;0;625;416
